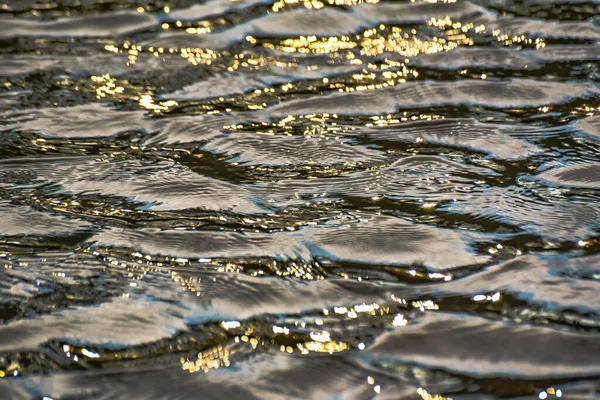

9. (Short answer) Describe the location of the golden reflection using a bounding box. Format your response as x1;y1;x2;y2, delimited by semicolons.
186;26;212;35
273;261;323;280
322;303;390;321
227;112;446;142
90;74;124;99
276;35;357;54
261;22;479;95
297;341;349;354
572;105;600;116
327;0;379;4
411;300;440;311
181;345;233;373
89;73;177;113
417;387;453;400
366;113;444;127
103;41;219;67
429;16;546;49
171;271;199;293
104;44;119;53
492;30;546;48
540;387;563;398
272;24;471;61
272;0;324;12
353;303;380;313
271;0;378;13
391;294;407;305
98;7;549;114
360;26;472;57
136;93;178;113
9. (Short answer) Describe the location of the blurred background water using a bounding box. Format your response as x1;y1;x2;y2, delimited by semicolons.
0;0;600;398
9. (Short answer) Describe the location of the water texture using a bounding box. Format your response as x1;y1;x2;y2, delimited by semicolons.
0;0;600;398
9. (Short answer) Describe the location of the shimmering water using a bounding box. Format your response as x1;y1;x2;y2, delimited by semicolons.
1;0;600;398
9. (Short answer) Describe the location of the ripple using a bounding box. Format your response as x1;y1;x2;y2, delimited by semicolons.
0;157;265;213
445;186;600;240
367;311;600;379
303;213;490;269
414;47;537;70
90;212;488;270
489;15;600;40
0;201;93;237
0;11;156;39
365;118;542;160
575;115;600;140
0;296;189;351
268;80;599;116
203;131;386;166
91;227;311;260
420;254;600;316
537;162;600;190
3;104;151;139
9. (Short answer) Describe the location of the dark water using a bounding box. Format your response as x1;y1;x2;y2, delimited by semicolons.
1;0;600;398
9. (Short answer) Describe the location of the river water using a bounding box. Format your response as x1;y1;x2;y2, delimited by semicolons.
1;0;600;399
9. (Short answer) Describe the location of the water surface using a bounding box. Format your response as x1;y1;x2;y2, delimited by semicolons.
1;0;600;398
